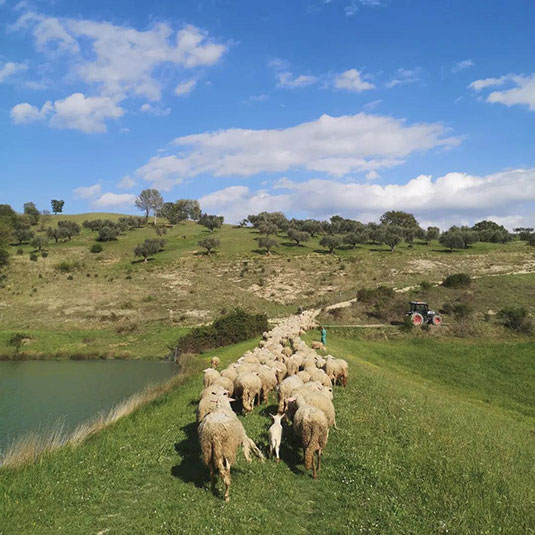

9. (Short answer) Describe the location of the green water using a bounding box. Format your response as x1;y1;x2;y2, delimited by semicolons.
0;360;178;454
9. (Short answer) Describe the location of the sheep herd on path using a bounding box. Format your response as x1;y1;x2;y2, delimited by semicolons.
196;310;349;502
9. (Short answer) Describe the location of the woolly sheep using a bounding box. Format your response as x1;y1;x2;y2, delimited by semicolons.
235;372;262;414
288;395;329;479
257;365;278;404
210;356;221;369
213;376;234;396
277;375;303;413
281;346;293;358
308;368;332;388
198;405;264;501
285;356;300;376
203;368;220;388
299;389;337;429
220;367;238;383
325;357;348;387
196;389;234;423
296;370;311;383
268;413;284;462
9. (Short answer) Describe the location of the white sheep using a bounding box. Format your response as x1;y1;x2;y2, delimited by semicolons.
268;413;284;462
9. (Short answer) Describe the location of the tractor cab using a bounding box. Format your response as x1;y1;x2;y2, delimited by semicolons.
409;301;429;315
406;301;442;326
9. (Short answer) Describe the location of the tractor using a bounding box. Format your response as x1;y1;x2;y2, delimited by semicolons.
406;301;442;326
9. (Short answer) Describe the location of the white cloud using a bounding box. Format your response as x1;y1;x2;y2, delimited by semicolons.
10;100;52;123
199;186;291;223
334;69;374;92
73;183;102;199
469;76;508;91
345;2;359;16
276;71;318;88
470;74;535;110
246;94;269;103
12;92;124;132
14;13;227;101
200;168;535;227
140;103;171;116
365;170;379;180
386;67;422;88
175;79;196;96
0;61;27;82
50;93;124;133
363;99;381;111
92;192;136;208
135;112;459;188
118;175;136;190
451;59;474;73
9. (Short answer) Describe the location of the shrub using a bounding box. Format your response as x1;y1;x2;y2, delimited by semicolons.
16;248;24;255
8;332;30;352
453;303;472;320
400;315;414;332
29;253;38;262
54;260;82;273
357;285;395;304
0;248;9;266
41;251;48;258
419;280;433;291
497;307;532;333
90;243;103;254
175;309;268;354
442;273;471;288
97;226;120;242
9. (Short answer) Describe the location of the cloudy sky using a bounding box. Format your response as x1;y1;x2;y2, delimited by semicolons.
1;0;534;228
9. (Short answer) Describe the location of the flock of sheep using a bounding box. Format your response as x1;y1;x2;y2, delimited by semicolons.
195;311;348;501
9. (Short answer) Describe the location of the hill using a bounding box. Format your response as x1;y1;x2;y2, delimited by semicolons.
1;213;535;358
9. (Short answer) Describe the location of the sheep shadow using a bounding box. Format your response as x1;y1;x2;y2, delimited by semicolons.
279;424;305;476
171;421;207;489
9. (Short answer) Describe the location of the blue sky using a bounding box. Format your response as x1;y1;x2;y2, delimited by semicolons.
1;0;534;228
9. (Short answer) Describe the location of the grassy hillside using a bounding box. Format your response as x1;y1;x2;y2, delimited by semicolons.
1;334;533;534
1;212;535;358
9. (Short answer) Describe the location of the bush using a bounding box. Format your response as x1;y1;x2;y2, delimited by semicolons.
16;248;24;255
90;243;103;254
442;273;471;288
400;315;414;332
54;260;82;273
175;309;268;354
0;248;9;266
8;332;30;352
453;303;472;320
419;280;433;291
97;226;120;242
29;253;38;262
41;251;48;258
497;307;532;333
357;285;395;304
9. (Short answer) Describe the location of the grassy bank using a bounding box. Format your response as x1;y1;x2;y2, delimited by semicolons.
0;323;189;360
1;335;533;534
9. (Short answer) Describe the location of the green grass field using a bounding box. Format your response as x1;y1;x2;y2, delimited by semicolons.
2;213;535;358
1;333;533;534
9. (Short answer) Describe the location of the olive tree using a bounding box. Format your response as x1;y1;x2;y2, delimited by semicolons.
319;235;342;253
383;225;403;252
198;237;220;255
134;239;164;262
257;237;278;255
287;228;310;246
198;213;224;232
51;199;64;215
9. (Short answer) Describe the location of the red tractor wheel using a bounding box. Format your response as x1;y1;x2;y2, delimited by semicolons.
432;315;443;326
411;312;424;326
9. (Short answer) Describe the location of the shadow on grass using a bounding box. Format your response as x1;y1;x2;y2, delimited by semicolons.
312;249;333;255
130;257;156;265
171;421;207;489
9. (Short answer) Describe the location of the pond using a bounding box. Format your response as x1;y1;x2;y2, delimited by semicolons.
0;359;179;454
